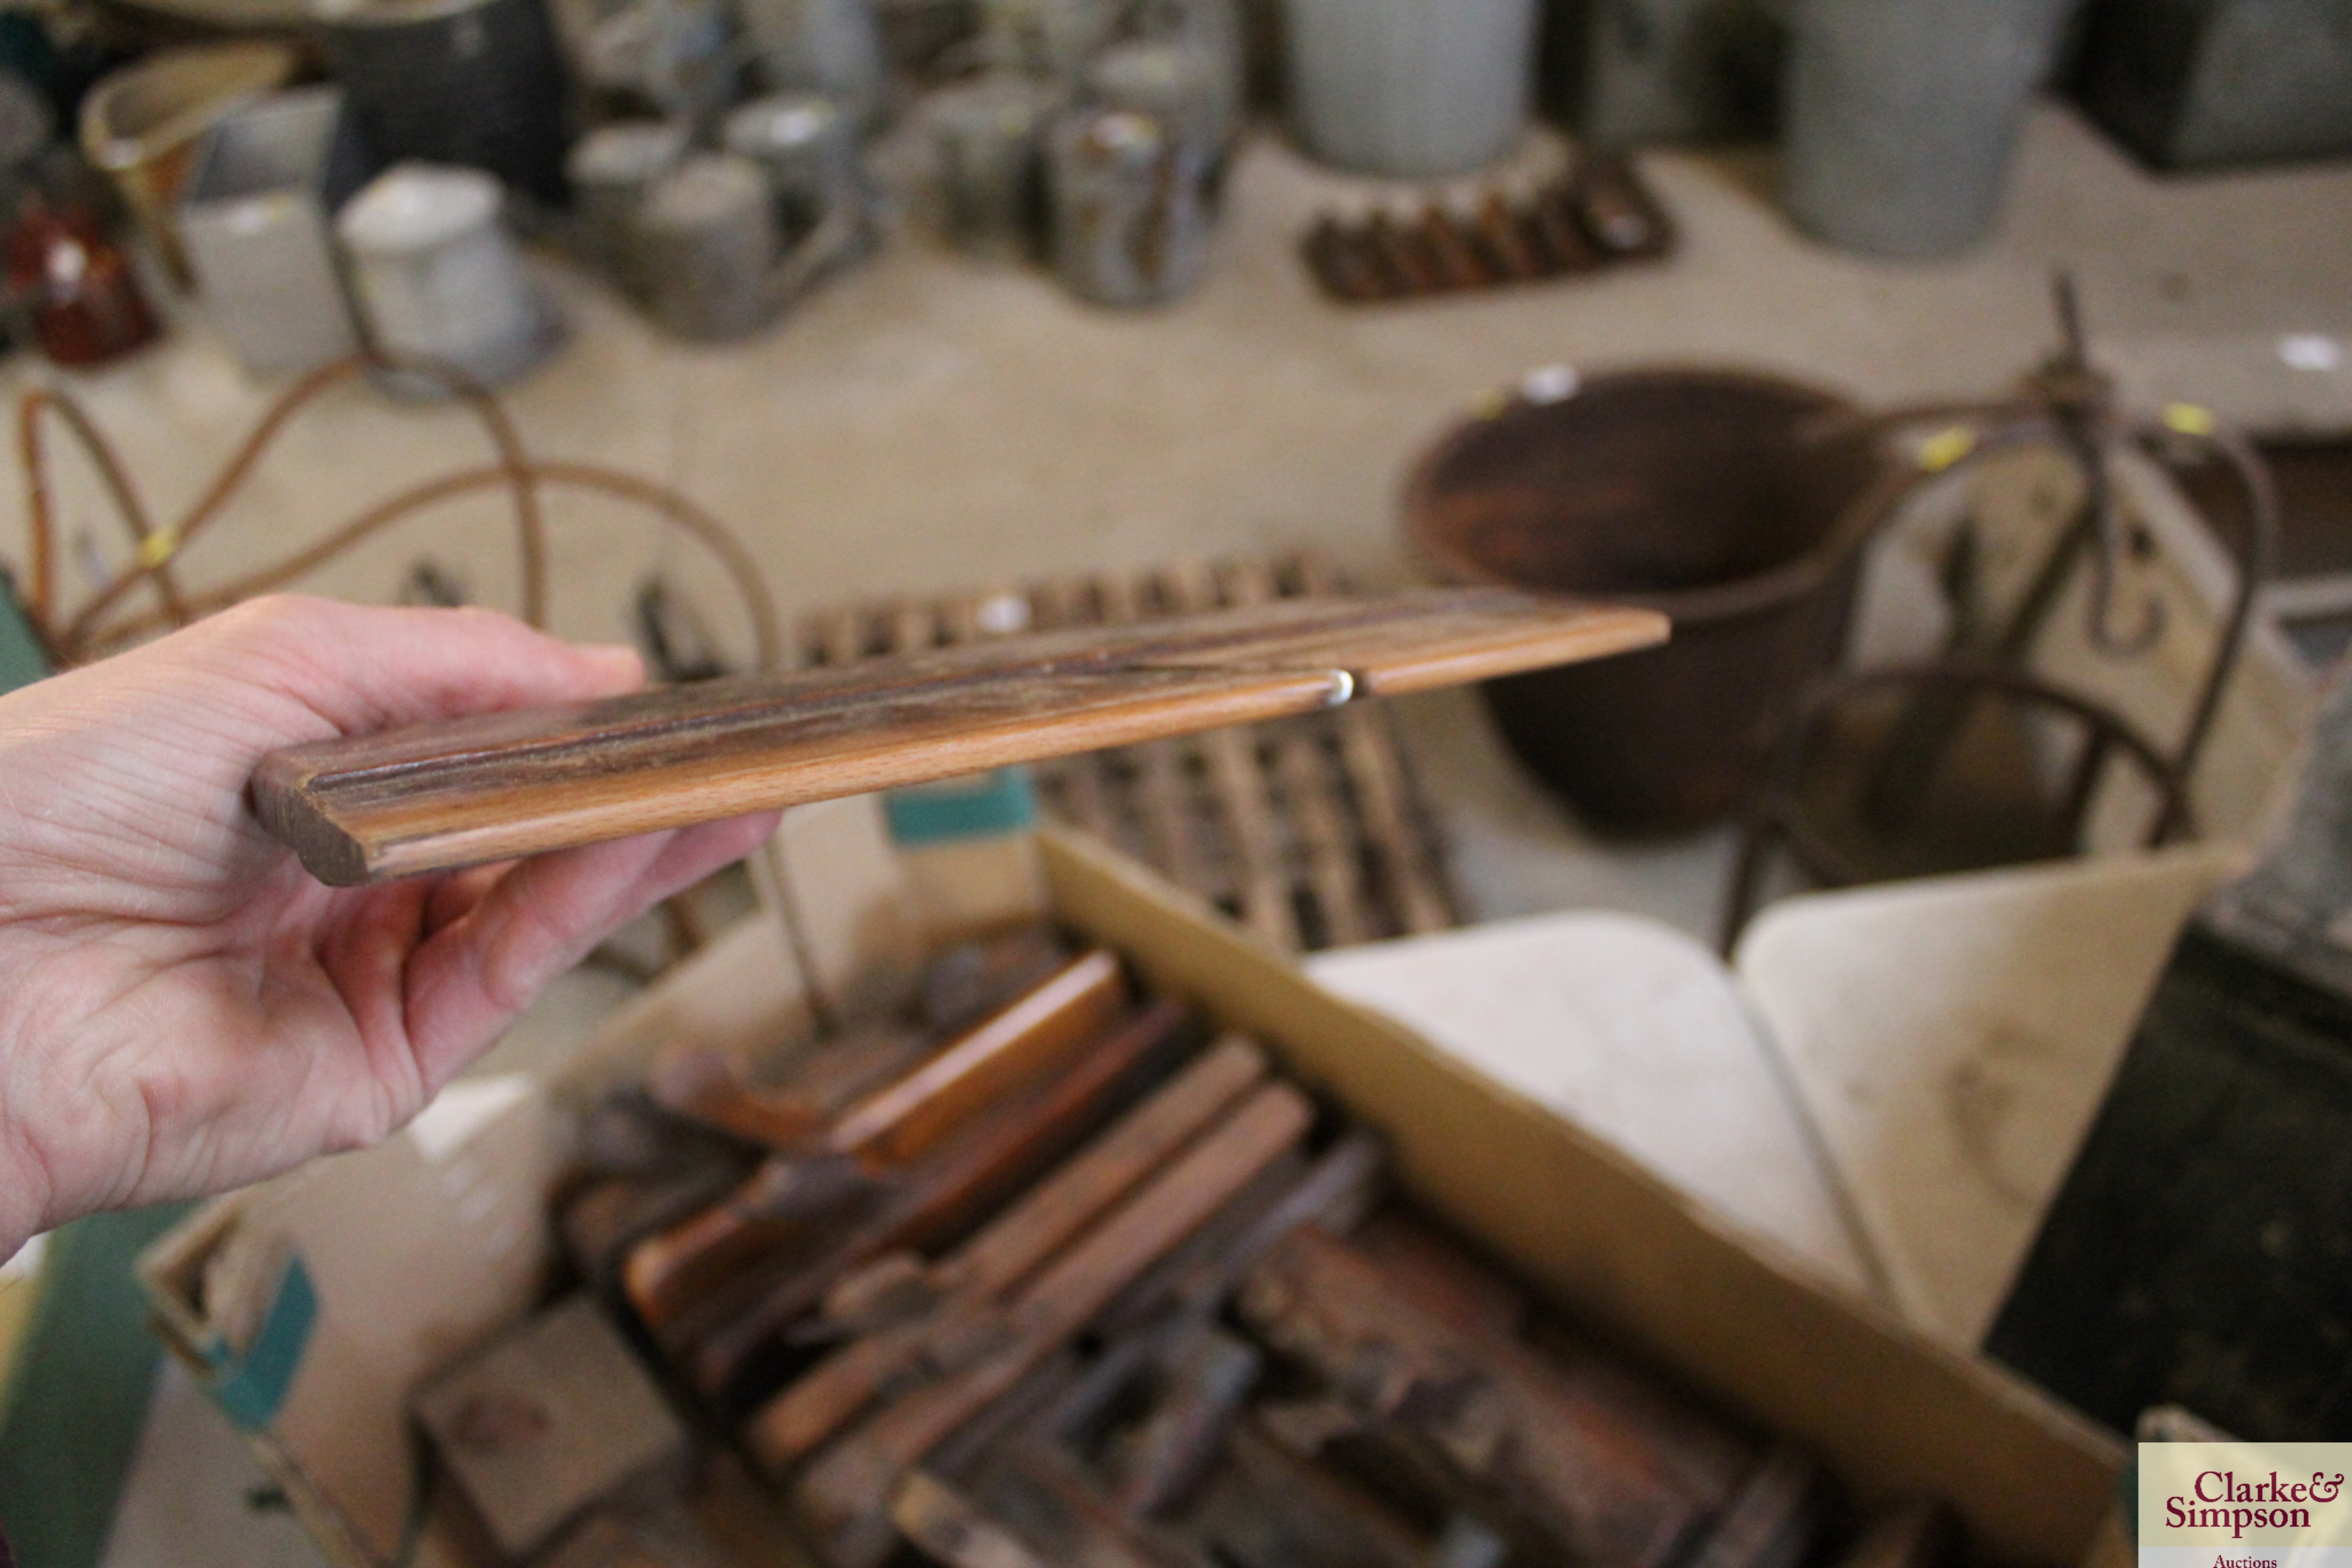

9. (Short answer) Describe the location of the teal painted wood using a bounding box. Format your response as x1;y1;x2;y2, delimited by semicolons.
884;768;1039;845
0;569;46;696
0;1205;192;1568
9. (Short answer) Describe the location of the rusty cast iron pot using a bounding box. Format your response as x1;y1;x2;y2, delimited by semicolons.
1406;367;1898;833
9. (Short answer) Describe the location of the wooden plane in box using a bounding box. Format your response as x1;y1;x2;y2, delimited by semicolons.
250;589;1665;885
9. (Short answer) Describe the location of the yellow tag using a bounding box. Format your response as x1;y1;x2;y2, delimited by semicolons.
1471;388;1509;419
137;529;181;570
1918;426;1977;473
2164;402;2217;436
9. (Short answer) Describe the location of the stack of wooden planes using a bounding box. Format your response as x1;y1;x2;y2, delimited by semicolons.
412;928;1970;1568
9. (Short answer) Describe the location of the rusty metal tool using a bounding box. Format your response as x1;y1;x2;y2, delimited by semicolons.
1299;160;1670;305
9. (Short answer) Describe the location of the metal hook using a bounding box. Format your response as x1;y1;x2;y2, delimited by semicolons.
2045;272;2163;656
2078;436;2165;656
2054;271;2087;371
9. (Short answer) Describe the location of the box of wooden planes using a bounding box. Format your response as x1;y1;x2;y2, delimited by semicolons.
140;798;2128;1568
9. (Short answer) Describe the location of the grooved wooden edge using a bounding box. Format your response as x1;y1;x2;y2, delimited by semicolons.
252;590;1666;885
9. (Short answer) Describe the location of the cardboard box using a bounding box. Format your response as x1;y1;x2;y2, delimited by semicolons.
139;827;2124;1568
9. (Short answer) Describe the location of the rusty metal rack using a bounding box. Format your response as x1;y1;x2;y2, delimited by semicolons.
799;553;1460;952
1301;154;1673;306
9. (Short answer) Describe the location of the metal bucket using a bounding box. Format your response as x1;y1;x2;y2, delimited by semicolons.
635;153;779;341
722;92;861;248
1779;0;2075;258
313;0;573;207
930;73;1052;262
181;87;370;375
1048;107;1213;308
1284;0;1536;176
1405;368;1892;833
567;119;690;293
337;161;563;392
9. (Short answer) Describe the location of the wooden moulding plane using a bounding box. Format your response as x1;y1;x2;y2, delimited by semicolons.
250;589;1666;885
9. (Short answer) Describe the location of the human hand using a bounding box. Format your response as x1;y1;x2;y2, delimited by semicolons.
0;596;778;1255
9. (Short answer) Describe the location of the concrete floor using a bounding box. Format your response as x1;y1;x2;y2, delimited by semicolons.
15;96;2351;1566
12;98;2350;947
15;100;2352;651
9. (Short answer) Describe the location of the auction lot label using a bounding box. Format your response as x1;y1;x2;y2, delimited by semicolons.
2143;1443;2352;1568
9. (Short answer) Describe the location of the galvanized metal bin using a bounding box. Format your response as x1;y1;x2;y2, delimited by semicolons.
2072;0;2352;171
1284;0;1537;176
179;87;368;376
313;0;573;206
1778;0;2076;259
